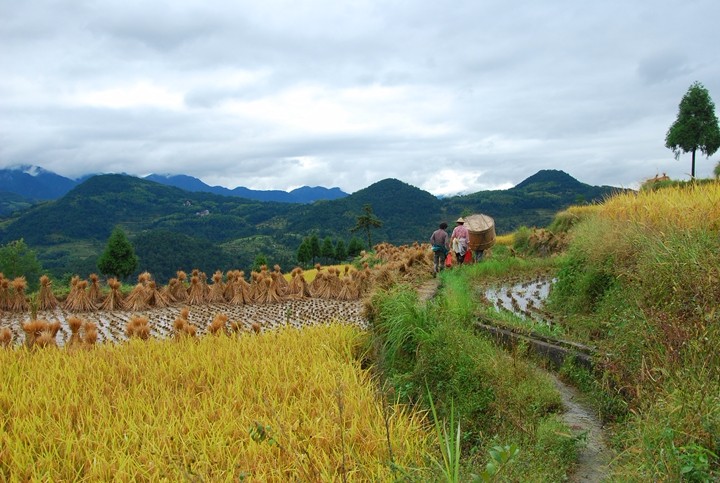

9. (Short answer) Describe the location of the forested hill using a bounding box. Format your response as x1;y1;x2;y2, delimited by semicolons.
0;170;624;280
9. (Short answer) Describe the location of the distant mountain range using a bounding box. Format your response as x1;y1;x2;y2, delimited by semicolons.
0;167;626;281
0;166;349;212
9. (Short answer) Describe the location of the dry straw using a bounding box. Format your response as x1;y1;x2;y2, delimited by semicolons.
99;278;125;311
38;275;58;310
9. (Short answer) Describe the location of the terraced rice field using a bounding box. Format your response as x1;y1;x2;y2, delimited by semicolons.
0;299;367;347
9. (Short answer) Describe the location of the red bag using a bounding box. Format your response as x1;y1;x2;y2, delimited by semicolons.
445;252;453;268
463;250;473;264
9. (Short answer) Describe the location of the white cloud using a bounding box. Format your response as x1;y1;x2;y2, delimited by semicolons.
1;0;720;194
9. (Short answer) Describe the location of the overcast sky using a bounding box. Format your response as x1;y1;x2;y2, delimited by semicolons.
2;1;719;196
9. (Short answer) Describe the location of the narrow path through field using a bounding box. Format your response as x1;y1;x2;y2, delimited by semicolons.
550;373;612;482
417;274;612;482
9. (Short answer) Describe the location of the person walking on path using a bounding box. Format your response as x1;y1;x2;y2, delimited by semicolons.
451;217;469;265
430;222;449;276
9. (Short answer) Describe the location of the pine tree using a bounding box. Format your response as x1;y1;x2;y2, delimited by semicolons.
334;239;348;262
97;227;138;280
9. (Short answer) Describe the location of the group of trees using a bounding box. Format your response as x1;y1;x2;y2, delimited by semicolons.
296;234;364;267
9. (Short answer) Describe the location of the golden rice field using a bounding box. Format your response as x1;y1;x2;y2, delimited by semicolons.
0;324;432;481
598;181;720;229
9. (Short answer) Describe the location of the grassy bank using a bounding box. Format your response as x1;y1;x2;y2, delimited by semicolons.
366;259;580;481
547;182;720;480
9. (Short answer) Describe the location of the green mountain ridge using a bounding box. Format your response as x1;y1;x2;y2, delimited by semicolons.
0;170;624;281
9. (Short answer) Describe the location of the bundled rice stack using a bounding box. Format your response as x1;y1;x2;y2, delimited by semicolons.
311;267;343;299
223;271;238;301
64;280;97;312
83;321;98;346
10;277;29;312
34;320;61;348
207;271;226;303
170;271;189;302
208;313;228;335
146;281;171;308
38;275;58;310
173;307;196;338
187;276;206;305
0;276;10;310
230;271;252;305
336;273;360;301
67;316;84;347
126;315;151;340
272;265;290;297
287;268;312;299
100;278;125;311
254;271;283;304
0;327;12;347
21;319;60;348
88;274;103;303
124;278;150;312
247;271;260;302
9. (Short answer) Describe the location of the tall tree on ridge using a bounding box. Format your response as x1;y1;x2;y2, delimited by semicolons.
665;81;720;178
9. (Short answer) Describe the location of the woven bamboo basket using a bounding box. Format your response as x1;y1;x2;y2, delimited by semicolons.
464;214;495;251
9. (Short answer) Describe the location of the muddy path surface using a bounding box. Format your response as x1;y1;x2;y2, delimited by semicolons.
550;373;612;482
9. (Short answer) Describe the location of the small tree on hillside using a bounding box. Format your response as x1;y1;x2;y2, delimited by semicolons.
308;234;321;265
321;237;335;263
97;227;138;280
348;237;364;257
334;239;348;262
297;239;312;267
665;81;720;178
351;204;383;250
252;254;268;271
0;239;42;290
714;160;720;179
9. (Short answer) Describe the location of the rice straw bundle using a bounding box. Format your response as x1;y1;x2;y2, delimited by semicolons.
266;272;286;303
336;276;360;301
207;271;226;303
248;271;261;302
83;321;98;346
124;282;149;311
0;327;12;347
354;268;373;296
272;265;290;296
198;271;210;298
10;277;29;312
373;265;397;290
171;271;189;302
21;319;49;348
253;272;283;304
208;313;228;335
223;271;237;301
146;281;171;308
126;315;151;340
100;278;125;311
310;268;341;299
64;280;97;312
230;271;252;304
0;276;9;310
187;276;206;305
63;276;80;307
88;274;103;302
173;307;196;338
67;316;84;346
38;275;58;310
287;268;311;299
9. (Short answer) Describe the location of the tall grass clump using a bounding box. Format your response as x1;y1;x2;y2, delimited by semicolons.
547;181;720;479
367;266;577;481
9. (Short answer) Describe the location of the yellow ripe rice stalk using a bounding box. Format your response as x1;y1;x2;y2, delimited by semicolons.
0;324;431;481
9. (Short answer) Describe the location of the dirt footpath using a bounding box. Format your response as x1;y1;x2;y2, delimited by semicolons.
549;374;613;482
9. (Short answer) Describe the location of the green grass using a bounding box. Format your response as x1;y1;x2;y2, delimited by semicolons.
366;255;579;480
